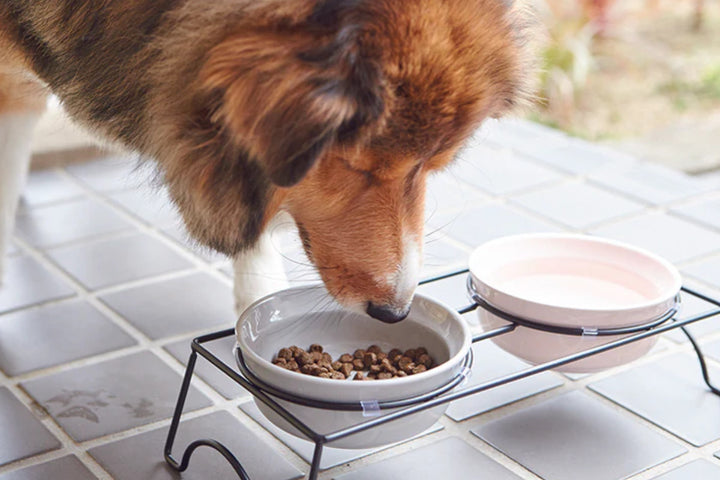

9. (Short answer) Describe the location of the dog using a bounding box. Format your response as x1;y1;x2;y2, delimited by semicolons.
0;0;533;322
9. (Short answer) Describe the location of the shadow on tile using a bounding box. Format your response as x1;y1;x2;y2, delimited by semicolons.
592;212;720;264
0;388;60;467
89;411;302;480
0;256;74;314
472;391;686;480
428;204;561;249
240;401;442;471
650;459;720;480
450;142;562;195
47;233;193;290
0;455;96;480
445;342;563;421
164;335;248;400
64;156;150;193
589;354;720;446
18;169;85;210
21;351;211;442
510;180;644;230
99;272;234;340
334;437;522;480
0;300;136;376
108;187;179;228
14;198;133;248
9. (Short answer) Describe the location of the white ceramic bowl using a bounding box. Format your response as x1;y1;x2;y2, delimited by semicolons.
468;233;681;373
236;285;471;449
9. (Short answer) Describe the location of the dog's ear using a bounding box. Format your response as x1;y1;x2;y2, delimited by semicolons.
199;24;385;187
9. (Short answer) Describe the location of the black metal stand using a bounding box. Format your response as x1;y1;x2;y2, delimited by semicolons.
164;269;720;479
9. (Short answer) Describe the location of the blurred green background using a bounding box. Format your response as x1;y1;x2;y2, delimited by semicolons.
528;0;720;172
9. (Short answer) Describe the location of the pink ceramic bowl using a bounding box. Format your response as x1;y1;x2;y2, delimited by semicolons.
468;233;681;373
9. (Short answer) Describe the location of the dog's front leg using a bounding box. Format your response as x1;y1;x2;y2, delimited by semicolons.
0;77;46;285
232;216;289;316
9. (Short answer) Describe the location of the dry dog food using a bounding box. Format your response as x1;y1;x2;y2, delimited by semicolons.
272;344;436;380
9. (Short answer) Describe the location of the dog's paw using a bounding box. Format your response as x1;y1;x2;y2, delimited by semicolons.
231;238;289;316
233;275;289;317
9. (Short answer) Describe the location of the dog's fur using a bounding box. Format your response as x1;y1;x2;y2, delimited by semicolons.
0;0;533;320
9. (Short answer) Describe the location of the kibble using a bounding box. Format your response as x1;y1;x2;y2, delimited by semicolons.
271;343;437;380
417;354;433;368
363;352;377;368
404;349;418;361
340;363;354;377
297;352;313;366
367;345;382;355
397;356;413;371
412;364;427;374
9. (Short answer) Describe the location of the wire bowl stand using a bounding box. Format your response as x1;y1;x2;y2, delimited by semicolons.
164;269;720;479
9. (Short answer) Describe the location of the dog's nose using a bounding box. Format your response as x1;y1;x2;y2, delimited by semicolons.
366;302;410;323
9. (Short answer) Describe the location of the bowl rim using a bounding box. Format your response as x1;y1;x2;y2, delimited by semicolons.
468;233;682;315
235;286;472;389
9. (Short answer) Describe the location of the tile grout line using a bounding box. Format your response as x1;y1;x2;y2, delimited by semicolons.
222;402;312;475
1;162;321;474
43;165;234;279
443;416;546;480
6;150;720;479
1;164;248;476
425;338;720;478
317;428;453;479
582;389;720;476
0;382;115;479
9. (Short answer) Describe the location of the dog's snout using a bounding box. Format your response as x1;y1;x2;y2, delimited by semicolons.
366;302;410;323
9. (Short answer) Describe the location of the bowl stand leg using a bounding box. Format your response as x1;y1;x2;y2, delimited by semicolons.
163;350;325;480
682;327;720;396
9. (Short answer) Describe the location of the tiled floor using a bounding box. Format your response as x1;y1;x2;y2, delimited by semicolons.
2;118;720;479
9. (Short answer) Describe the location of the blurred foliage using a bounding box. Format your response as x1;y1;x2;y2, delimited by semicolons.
658;63;720;111
535;0;603;128
532;0;714;139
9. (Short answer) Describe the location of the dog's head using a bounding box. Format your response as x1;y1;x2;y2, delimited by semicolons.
177;0;533;321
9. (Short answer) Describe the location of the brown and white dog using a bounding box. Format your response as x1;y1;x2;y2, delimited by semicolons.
0;0;533;322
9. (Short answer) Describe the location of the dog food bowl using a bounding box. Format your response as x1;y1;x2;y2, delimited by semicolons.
235;285;472;449
468;233;681;373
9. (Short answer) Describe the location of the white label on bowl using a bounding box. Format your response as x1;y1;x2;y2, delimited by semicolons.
361;400;381;417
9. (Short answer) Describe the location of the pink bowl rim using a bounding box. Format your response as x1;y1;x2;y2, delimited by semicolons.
468;233;682;317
